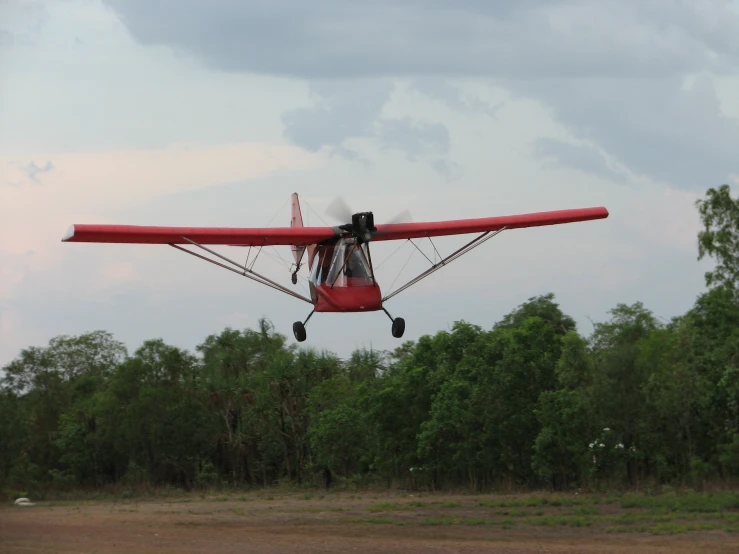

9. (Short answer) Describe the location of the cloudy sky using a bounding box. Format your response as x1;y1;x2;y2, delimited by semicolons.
2;0;738;364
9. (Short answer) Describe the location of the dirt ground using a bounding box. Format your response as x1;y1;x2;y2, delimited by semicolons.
2;491;738;553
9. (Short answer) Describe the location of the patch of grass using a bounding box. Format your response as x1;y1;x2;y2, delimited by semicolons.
574;505;599;516
620;491;739;513
294;506;323;513
547;497;583;507
612;511;678;526
367;502;398;512
606;525;649;533
367;500;431;512
496;509;527;517
477;496;531;508
650;522;719;535
569;516;594;527
524;515;593;527
366;517;395;525
419;515;462;526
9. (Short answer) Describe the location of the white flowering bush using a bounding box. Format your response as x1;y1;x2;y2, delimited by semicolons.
587;427;633;479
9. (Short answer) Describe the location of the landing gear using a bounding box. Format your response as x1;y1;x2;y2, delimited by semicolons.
291;262;301;285
293;310;314;343
293;321;306;342
391;317;405;338
383;307;405;339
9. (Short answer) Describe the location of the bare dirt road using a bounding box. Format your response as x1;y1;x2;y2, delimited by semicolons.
2;491;738;553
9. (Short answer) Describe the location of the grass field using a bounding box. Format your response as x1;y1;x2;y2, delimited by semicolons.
3;489;739;552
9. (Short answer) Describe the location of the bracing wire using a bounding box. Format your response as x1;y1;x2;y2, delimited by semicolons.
301;197;331;227
385;244;417;294
373;239;410;270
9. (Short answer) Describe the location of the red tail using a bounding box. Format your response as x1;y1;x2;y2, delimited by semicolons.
290;193;306;266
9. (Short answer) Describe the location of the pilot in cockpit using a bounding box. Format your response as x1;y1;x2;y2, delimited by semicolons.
345;248;368;280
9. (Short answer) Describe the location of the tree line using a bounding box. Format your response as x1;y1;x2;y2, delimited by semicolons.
2;185;739;496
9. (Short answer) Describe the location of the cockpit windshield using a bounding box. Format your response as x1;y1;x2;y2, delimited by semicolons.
310;239;373;287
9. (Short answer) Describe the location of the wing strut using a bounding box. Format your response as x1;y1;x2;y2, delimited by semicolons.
170;237;314;305
381;227;507;303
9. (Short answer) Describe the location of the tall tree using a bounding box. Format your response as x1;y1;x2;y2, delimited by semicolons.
696;184;739;291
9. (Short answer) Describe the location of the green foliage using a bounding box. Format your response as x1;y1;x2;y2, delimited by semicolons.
3;186;739;493
697;184;739;291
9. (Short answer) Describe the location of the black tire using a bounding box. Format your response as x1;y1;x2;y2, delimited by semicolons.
391;317;405;338
293;321;307;342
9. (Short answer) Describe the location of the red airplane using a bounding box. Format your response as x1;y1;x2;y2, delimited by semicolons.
62;193;608;342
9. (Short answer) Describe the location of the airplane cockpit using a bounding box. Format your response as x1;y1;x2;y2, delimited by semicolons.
310;238;374;288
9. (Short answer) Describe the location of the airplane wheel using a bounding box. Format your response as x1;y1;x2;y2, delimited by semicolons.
391;317;405;338
293;321;307;342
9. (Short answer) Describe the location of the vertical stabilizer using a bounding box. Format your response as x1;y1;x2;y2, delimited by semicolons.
290;193;306;266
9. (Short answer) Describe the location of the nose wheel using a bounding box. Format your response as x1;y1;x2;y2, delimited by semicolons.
391;317;405;338
384;308;405;339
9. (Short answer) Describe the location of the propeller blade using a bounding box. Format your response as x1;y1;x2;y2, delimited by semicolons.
326;196;354;223
386;209;414;225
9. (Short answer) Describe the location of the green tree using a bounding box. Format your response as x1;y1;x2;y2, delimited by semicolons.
590;303;660;485
696;184;739;291
1;331;126;490
533;331;594;489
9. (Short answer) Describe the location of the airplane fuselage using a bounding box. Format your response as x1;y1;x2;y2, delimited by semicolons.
306;238;383;313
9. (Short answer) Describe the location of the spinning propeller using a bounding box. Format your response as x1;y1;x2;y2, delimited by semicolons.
326;196;413;244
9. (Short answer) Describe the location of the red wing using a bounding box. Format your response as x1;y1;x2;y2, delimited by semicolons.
372;207;609;242
62;224;337;246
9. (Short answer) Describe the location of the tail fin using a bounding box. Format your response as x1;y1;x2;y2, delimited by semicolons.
290;193;306;266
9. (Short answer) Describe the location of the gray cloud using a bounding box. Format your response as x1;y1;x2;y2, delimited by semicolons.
281;80;393;152
102;1;739;79
281;80;456;174
533;139;627;182
431;159;463;181
0;29;12;48
24;160;54;182
1;0;49;49
515;75;739;188
7;160;55;187
410;78;504;118
378;117;461;180
378;118;449;160
104;0;739;190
